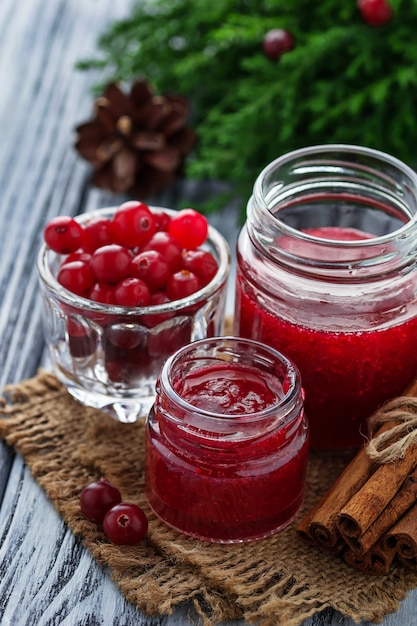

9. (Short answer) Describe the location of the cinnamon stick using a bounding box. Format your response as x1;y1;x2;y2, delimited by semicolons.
383;501;417;558
296;493;345;553
337;443;417;540
296;376;417;575
398;555;417;571
297;420;395;550
342;466;417;554
342;538;397;576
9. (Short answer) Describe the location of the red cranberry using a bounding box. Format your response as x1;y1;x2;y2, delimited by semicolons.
88;282;117;304
105;347;152;383
57;260;95;296
103;502;148;545
141;291;173;328
168;208;208;250
147;318;192;357
105;323;145;350
44;216;84;254
90;244;132;283
44;205;218;307
61;251;92;266
67;318;96;358
130;250;170;291
357;0;393;25
114;277;151;307
142;232;182;272
262;28;294;61
112;201;156;248
83;217;115;252
181;249;218;286
149;291;171;306
153;210;171;232
166;270;201;300
80;478;122;523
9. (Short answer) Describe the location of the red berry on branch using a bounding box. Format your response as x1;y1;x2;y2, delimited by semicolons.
262;28;294;61
357;0;393;26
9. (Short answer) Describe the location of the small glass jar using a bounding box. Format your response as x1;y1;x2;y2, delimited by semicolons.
145;336;309;543
234;144;417;449
37;206;230;423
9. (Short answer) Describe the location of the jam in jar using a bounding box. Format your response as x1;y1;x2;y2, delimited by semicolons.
145;336;309;542
235;145;417;449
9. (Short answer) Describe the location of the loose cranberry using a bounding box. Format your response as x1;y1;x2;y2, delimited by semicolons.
142;232;182;272
114;277;151;307
181;249;218;286
57;260;95;296
168;208;208;250
131;250;170;291
80;478;122;523
88;281;117;304
44;216;84;254
83;217;115;252
103;502;148;545
90;244;132;283
357;0;393;25
112;201;156;248
166;270;201;300
262;28;294;61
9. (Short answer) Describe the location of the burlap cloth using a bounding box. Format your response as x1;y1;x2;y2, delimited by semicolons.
1;371;417;626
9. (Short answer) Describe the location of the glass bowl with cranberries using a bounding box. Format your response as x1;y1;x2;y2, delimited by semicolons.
37;202;231;422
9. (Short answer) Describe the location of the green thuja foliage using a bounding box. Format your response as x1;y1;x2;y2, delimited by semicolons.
79;0;417;214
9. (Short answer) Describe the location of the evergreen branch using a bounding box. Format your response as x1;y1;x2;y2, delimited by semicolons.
77;0;417;217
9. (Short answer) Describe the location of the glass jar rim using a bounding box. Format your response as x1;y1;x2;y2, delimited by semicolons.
37;205;231;315
252;143;417;247
158;336;302;426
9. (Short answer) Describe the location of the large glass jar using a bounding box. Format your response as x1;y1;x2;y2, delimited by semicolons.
234;145;417;449
145;336;309;543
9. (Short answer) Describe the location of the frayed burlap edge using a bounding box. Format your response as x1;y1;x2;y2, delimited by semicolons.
1;370;417;626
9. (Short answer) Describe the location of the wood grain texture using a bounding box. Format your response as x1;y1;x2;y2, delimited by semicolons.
0;0;415;624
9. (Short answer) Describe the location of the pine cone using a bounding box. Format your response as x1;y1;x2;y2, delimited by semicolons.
74;80;196;198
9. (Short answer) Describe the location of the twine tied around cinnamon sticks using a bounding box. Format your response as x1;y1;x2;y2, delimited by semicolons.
366;397;417;463
297;388;417;576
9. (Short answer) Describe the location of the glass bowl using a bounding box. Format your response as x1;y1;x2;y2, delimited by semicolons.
37;206;231;422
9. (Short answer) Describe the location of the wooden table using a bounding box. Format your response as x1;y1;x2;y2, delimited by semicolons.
0;1;416;624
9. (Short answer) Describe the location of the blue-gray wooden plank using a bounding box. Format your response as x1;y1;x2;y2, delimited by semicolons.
0;0;415;625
